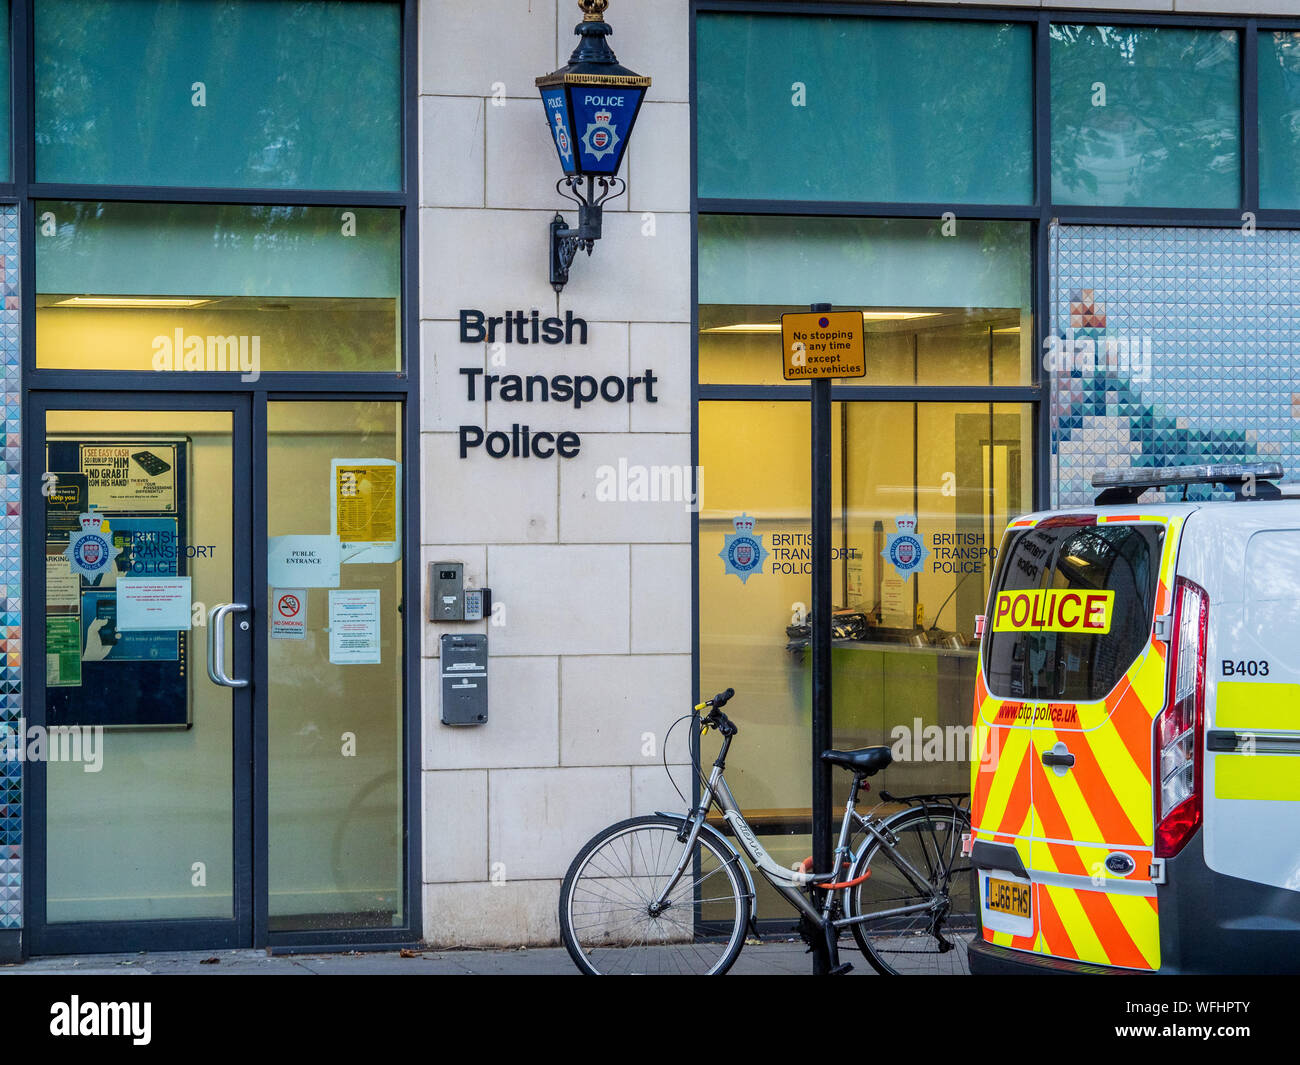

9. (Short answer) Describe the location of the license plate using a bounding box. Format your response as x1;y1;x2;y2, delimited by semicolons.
985;876;1032;919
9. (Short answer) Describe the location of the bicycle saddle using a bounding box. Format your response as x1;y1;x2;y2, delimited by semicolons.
820;746;893;776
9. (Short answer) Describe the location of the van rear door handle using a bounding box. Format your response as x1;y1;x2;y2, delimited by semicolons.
1041;748;1075;769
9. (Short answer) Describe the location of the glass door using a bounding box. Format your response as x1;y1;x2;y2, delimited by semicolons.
26;394;410;953
28;395;253;953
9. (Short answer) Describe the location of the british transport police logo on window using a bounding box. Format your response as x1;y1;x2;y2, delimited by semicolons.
882;516;929;582
719;513;769;584
64;511;121;579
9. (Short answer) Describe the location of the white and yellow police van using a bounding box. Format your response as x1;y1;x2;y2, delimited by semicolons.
969;463;1300;974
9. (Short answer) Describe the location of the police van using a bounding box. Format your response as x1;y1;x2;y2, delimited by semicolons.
969;463;1300;974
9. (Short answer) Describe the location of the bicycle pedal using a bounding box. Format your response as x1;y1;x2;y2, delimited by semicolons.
830;962;854;976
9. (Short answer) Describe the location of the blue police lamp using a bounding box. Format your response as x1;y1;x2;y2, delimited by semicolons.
536;0;651;293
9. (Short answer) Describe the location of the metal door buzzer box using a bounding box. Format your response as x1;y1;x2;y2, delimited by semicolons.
440;633;487;726
430;562;464;621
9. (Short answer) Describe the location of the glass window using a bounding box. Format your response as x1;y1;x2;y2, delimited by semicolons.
267;400;404;931
983;522;1162;701
697;15;1032;205
1259;31;1300;210
35;0;401;190
699;216;1033;387
699;400;1032;912
36;202;401;373
1050;25;1240;208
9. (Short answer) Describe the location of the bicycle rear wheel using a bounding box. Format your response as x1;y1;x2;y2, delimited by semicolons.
559;815;750;975
845;804;975;975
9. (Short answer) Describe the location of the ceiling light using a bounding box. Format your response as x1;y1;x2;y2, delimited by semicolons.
53;296;213;309
699;323;783;334
701;311;940;335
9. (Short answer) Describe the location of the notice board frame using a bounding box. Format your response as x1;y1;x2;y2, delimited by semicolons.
44;433;194;730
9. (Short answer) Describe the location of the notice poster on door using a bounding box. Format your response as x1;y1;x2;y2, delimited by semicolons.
45;437;191;729
80;590;178;662
267;535;341;589
116;577;192;632
332;459;400;564
81;444;177;513
46;549;81;611
44;472;89;539
272;589;307;640
46;616;82;687
328;589;381;664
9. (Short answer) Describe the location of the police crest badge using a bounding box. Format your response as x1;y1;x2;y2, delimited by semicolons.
719;513;768;584
882;515;928;582
552;108;574;165
65;511;120;580
581;109;620;162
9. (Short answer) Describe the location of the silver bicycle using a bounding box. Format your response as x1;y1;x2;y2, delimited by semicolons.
558;687;976;975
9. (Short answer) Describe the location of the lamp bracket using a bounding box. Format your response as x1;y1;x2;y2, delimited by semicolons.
549;175;626;293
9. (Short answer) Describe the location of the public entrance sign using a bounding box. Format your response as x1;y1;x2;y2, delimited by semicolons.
781;311;866;381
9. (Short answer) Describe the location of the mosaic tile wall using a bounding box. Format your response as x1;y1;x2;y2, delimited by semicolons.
0;205;17;930
1051;224;1296;508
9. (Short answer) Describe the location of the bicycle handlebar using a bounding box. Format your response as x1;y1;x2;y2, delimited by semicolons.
697;687;738;737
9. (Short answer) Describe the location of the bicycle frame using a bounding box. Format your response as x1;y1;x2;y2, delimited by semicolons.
654;725;943;935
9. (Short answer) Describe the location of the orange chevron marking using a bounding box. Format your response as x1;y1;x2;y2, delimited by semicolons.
993;743;1033;838
1046;840;1087;876
1109;690;1157;781
1052;725;1147;843
1036;888;1076;959
1076;889;1151;970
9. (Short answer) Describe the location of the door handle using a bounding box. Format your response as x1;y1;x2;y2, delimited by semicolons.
1041;746;1075;770
207;603;249;688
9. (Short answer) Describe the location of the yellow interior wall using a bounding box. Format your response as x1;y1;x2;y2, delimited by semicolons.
36;298;399;373
699;400;1034;823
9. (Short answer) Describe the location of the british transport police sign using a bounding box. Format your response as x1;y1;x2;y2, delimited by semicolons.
781;311;866;381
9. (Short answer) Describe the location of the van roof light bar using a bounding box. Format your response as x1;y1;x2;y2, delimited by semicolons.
1092;463;1284;505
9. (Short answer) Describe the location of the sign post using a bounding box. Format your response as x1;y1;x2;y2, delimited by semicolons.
781;304;865;975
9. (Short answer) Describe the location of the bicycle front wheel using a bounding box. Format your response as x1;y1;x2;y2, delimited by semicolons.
845;804;975;975
559;815;750;975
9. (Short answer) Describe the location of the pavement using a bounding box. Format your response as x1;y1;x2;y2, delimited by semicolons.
0;937;857;976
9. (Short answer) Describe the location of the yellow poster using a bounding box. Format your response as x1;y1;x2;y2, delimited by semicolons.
334;462;397;544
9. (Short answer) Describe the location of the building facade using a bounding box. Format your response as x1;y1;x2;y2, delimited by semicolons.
2;0;1300;958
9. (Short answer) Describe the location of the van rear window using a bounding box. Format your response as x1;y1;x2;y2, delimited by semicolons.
983;522;1163;701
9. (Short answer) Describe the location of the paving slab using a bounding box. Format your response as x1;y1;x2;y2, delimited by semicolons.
0;938;866;976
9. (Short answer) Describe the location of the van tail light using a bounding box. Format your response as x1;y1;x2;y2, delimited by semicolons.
1154;577;1208;858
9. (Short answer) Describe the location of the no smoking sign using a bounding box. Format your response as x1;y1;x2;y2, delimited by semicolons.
271;588;307;640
